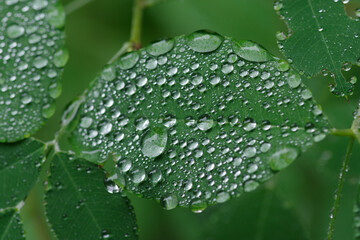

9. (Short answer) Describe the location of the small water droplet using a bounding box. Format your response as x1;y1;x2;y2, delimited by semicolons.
244;180;259;192
216;192;230;203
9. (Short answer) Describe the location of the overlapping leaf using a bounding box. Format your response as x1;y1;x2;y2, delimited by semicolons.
68;31;329;209
0;0;68;142
0;138;44;210
275;0;360;96
0;209;24;240
45;153;138;240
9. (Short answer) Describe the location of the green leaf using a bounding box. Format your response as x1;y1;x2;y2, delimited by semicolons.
275;0;360;96
68;31;330;209
0;209;24;240
45;153;138;240
0;138;44;209
0;0;68;142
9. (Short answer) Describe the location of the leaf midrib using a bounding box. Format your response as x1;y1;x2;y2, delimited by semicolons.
305;0;345;91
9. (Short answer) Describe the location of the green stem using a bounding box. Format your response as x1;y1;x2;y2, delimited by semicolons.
326;137;354;240
330;128;355;137
64;0;95;15
129;0;144;49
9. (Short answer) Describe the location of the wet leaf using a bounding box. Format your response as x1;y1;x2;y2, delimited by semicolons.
68;31;330;209
45;153;138;240
0;0;68;142
354;181;360;239
0;209;24;240
0;138;44;209
275;0;360;96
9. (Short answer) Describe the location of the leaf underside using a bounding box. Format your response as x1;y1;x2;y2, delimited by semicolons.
276;0;360;96
0;0;67;142
0;209;25;240
45;153;138;240
0;138;44;210
68;31;330;209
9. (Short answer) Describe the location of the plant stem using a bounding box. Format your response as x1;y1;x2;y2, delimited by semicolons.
330;128;354;137
64;0;95;15
129;0;144;49
351;99;360;143
326;137;354;240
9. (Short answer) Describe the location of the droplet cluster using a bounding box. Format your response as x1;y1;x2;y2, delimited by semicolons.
0;0;67;142
71;31;329;209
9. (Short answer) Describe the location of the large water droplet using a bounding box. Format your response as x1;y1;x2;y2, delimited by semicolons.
141;127;168;158
130;168;146;184
53;48;69;68
33;56;48;69
46;5;65;28
118;52;139;70
268;147;299;171
216;192;230;203
80;117;93;129
186;31;223;53
146;39;174;56
135;117;150;131
232;40;273;62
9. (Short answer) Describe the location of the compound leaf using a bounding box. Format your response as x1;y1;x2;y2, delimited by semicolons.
0;138;44;210
68;31;330;209
45;153;138;240
0;0;68;142
275;0;360;96
0;209;24;240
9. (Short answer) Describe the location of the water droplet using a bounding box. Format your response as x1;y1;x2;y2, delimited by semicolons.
32;0;48;10
141;127;168;158
190;200;207;213
53;48;69;68
232;40;273;62
118;159;132;172
130;168;146;184
216;192;230;203
273;1;283;11
135;117;150;131
46;5;65;28
146;39;174;56
102;65;116;81
356;8;360;17
80;117;93;129
221;64;234;74
243;118;256;131
42;103;55;118
301;89;312;100
244;147;256;158
100;123;113;135
145;59;158;69
244;180;259;192
186;30;223;53
197;115;215;131
287;71;302;88
33;56;48;69
268;147;299;171
191;75;203;85
210;76;221;86
276;60;290;72
136;76;148;87
49;82;62;98
160;194;178;210
276;31;286;41
118;52;139;70
21;95;33;105
6;25;25;39
149;168;162;184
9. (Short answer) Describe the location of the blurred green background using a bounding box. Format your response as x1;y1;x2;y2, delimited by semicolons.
22;0;360;239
